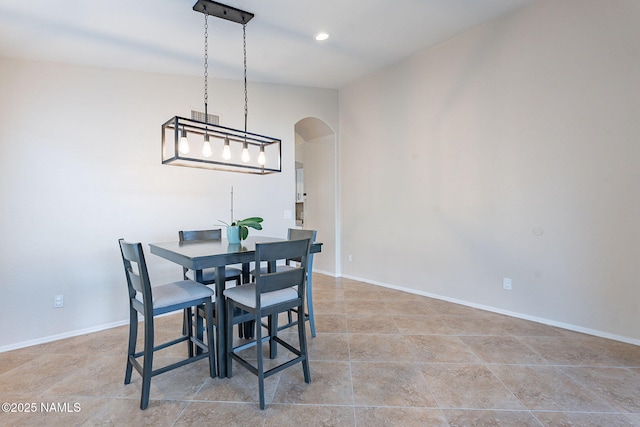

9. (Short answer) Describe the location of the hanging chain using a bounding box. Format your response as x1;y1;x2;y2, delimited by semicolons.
243;22;248;133
204;13;209;123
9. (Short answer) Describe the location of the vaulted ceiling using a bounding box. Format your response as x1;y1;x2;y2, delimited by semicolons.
0;0;534;89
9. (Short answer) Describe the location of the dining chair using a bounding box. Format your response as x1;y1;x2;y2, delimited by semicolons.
250;228;318;336
178;229;242;287
179;229;253;339
118;239;216;410
224;238;312;409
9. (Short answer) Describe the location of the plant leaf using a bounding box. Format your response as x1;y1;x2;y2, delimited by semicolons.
241;217;263;223
236;219;263;230
240;225;249;240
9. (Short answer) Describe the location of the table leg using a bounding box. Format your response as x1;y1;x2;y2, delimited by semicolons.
194;270;205;356
215;266;227;377
306;253;316;337
239;262;255;340
267;260;278;359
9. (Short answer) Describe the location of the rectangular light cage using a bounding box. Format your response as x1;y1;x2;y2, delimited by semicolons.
162;116;281;174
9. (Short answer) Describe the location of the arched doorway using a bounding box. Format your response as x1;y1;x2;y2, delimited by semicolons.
294;117;336;275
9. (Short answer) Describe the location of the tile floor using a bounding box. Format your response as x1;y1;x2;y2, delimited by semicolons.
1;274;640;426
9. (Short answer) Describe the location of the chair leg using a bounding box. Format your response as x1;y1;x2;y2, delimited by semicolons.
297;303;311;384
243;320;254;339
306;272;316;337
225;299;234;378
140;315;154;410
204;301;216;378
125;308;137;385
194;307;204;356
185;307;194;357
268;314;278;359
256;313;266;410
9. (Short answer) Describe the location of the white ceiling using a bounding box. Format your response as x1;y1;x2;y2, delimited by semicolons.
0;0;534;89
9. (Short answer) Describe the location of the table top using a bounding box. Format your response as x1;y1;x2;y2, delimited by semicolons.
149;236;322;270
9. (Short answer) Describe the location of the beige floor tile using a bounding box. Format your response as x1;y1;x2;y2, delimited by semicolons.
351;361;436;407
273;360;353;405
0;352;40;375
194;366;281;404
384;299;439;316
404;335;481;363
560;366;640;412
516;336;615;366
393;315;454;335
117;356;212;401
460;335;548;364
347;314;400;334
442;409;542;427
0;353;97;395
86;397;188;425
443;314;518;336
174;401;268;426
313;299;347;314
426;300;480;316
492;316;564;337
571;335;640;367
307;332;350;361
420;364;526;410
2;273;639;424
46;353;127;398
314;313;348;333
490;365;615;412
344;302;386;316
533;411;640;427
355;406;449;427
348;334;414;362
266;404;356;426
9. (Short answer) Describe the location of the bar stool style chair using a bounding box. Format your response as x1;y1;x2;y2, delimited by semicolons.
251;228;318;336
224;238;312;409
178;229;242;288
118;239;216;410
179;229;253;339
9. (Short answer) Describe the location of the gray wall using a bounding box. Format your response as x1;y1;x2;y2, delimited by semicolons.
339;0;640;343
0;58;338;349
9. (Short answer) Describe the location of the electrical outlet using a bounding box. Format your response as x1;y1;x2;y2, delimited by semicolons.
348;254;353;262
503;278;512;290
53;294;64;308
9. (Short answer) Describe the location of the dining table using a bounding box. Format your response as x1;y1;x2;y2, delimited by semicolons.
148;235;322;377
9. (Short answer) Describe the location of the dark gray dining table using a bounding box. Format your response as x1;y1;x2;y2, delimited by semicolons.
149;235;322;377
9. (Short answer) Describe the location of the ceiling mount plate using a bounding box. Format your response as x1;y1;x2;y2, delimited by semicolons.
193;0;254;24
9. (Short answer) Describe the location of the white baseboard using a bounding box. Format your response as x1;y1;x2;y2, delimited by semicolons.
312;268;338;278
4;273;637;353
340;273;640;346
0;319;130;353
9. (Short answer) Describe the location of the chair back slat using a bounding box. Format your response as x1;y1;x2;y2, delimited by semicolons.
179;229;222;242
286;229;316;263
118;239;153;317
260;267;305;294
254;238;311;298
127;265;144;294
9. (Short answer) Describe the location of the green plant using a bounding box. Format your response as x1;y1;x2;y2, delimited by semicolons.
218;217;264;240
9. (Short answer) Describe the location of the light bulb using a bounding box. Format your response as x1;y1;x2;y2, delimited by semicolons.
222;136;231;160
258;146;266;166
241;141;250;163
178;129;190;154
202;135;212;157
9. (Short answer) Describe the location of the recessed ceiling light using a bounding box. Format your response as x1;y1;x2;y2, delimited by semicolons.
315;32;330;41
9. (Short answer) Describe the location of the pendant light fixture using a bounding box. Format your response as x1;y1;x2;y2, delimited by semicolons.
161;0;281;174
